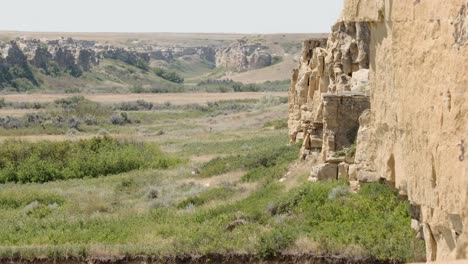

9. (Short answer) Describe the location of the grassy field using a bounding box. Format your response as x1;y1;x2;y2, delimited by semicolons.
0;94;425;263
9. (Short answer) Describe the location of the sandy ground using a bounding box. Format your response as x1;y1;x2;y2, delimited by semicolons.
0;109;43;117
1;92;287;105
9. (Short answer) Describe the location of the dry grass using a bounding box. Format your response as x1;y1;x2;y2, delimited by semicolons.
0;31;318;47
0;109;41;117
181;170;245;188
0;92;287;105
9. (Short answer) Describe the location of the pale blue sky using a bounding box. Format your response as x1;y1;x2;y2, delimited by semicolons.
1;0;343;33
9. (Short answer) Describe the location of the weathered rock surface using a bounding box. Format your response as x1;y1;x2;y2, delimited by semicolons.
6;42;29;67
215;40;272;71
290;0;468;261
342;0;468;261
288;22;371;162
1;37;275;78
308;163;338;182
338;162;350;180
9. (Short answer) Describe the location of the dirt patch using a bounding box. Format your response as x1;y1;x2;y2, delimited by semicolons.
190;154;224;164
0;92;287;105
181;170;245;188
0;109;41;117
225;55;297;83
281;156;321;190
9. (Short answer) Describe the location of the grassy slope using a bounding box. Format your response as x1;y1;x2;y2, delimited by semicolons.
35;59;181;93
0;99;425;262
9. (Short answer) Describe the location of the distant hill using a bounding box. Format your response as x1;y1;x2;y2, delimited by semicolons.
0;32;327;93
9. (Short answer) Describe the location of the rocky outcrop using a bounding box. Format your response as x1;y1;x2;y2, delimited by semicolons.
54;47;77;68
215;40;272;71
289;0;468;261
31;46;52;69
3;39;98;76
6;42;29;67
102;48;149;66
337;0;468;261
78;49;98;71
288;23;371;163
2;37;275;78
341;0;468;261
150;49;174;62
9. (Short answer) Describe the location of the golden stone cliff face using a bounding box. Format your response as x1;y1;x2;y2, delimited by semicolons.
289;0;468;261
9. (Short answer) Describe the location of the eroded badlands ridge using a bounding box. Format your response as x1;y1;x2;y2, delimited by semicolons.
289;0;468;261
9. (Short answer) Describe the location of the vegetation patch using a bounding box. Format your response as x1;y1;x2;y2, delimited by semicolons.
194;79;289;93
0;136;179;183
177;187;236;209
263;119;288;129
199;143;299;183
153;68;184;84
260;182;426;262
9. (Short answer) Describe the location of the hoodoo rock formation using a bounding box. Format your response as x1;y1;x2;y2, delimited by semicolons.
288;21;371;183
289;0;468;261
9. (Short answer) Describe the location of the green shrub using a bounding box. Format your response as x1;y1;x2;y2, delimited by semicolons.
153;68;184;83
11;78;36;92
257;228;295;259
66;65;84;78
45;61;62;77
129;85;145;93
0;137;179;183
134;58;150;71
334;143;356;158
64;88;81;94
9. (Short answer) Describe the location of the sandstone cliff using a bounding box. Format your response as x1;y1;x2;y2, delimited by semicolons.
288;22;370;164
215;40;273;71
289;0;468;261
0;36;277;90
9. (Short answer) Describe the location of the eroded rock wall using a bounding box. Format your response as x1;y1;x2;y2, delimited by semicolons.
288;23;371;163
342;0;468;261
215;40;273;71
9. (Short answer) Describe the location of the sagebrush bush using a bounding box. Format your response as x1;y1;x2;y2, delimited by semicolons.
0;136;179;183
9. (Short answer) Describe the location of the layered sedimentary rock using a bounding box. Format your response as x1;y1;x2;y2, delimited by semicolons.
102;48;149;66
1;37;275;75
288;23;371;165
289;0;468;261
215;40;272;71
341;0;468;261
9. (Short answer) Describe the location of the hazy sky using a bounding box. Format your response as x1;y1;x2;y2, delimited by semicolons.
1;0;343;33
